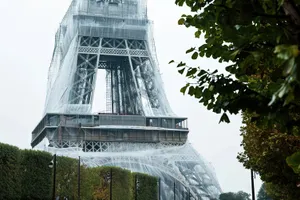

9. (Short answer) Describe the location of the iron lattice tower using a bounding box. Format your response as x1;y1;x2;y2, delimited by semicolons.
31;0;222;199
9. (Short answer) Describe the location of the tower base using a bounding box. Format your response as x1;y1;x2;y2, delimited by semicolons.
39;139;222;200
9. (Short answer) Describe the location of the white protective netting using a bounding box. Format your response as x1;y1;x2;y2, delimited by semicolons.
40;1;223;199
38;137;222;199
44;0;176;116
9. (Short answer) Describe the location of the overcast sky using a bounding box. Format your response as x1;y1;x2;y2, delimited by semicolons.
0;0;262;194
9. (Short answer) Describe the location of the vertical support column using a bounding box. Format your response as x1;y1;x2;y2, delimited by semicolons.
106;69;112;113
122;68;133;114
115;69;121;114
110;64;114;113
90;38;102;108
111;68;121;114
125;40;143;115
118;70;123;114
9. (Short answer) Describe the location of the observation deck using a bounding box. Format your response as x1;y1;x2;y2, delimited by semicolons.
31;113;188;149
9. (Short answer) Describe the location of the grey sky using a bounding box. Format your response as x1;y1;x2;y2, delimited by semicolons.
0;0;262;194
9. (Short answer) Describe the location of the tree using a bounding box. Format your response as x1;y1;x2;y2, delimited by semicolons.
257;183;272;200
219;191;250;200
173;0;300;126
237;114;300;199
172;0;300;194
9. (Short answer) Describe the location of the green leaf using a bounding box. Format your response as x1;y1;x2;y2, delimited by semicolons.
283;57;295;76
219;113;230;123
169;60;175;64
284;92;294;106
195;30;201;38
212;69;218;74
286;151;300;174
230;50;240;59
276;35;281;44
197;69;207;77
178;18;185;25
186;47;195;54
278;0;284;8
178;68;185;74
177;62;186;68
275;45;299;60
194;87;202;98
207;103;214;110
188;86;194;95
180;84;190;94
186;68;197;76
192;52;198;60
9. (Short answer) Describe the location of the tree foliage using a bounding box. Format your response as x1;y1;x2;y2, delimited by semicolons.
173;0;300;195
237;115;300;199
174;0;300;126
219;191;250;200
257;183;272;200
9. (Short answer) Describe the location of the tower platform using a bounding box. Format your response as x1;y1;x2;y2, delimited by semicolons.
31;113;188;149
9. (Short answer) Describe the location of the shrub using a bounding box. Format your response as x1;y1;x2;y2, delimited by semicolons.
0;143;21;199
20;149;52;200
133;173;158;200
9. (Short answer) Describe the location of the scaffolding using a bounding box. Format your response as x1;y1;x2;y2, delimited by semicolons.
44;0;170;116
33;0;223;199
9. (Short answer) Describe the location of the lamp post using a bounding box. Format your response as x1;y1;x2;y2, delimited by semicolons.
49;154;57;200
158;178;161;200
109;168;113;200
135;174;138;200
251;169;256;200
173;182;176;200
78;156;81;200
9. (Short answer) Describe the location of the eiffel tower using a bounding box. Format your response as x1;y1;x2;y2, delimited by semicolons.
31;0;222;199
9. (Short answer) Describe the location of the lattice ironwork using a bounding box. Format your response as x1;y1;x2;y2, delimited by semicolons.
100;48;128;55
130;56;160;108
78;46;99;54
80;36;101;47
127;39;146;50
129;49;148;57
101;38;126;49
69;54;98;104
89;0;123;6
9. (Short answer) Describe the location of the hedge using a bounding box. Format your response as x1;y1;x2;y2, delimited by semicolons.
133;173;158;200
56;156;78;199
0;143;159;200
83;166;134;200
20;149;53;200
0;143;21;199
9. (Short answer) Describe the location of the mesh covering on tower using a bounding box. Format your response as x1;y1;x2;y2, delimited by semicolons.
32;0;222;199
